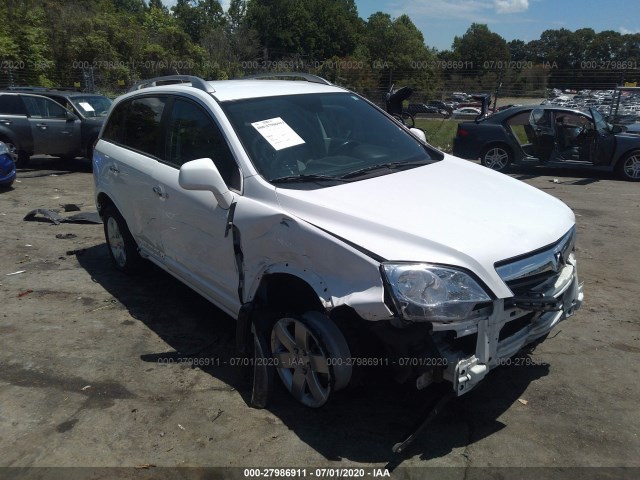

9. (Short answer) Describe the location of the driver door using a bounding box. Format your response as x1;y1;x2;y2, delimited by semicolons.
528;109;555;161
22;95;81;156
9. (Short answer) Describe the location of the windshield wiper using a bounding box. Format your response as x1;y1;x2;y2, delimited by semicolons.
270;174;352;184
339;159;432;179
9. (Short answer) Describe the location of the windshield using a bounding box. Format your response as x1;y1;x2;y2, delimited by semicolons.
222;92;440;183
70;95;112;117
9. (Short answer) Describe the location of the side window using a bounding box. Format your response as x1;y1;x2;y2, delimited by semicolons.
0;95;26;115
102;100;128;144
165;98;240;189
122;97;167;157
22;96;68;119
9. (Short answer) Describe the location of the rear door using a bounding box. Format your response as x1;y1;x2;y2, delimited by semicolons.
528;108;555;161
21;95;81;156
98;95;168;257
590;108;616;165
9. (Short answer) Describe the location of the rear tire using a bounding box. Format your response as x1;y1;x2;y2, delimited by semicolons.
481;144;512;172
617;150;640;181
102;205;143;273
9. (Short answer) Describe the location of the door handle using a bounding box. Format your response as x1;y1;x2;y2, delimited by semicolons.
0;119;11;125
108;165;120;174
152;186;169;199
35;123;48;129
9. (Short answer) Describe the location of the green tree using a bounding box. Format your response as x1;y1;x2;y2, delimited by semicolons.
451;23;510;70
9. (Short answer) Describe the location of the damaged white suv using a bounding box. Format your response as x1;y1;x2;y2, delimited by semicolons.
94;74;583;408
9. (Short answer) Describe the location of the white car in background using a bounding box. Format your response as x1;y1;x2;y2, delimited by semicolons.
93;74;583;408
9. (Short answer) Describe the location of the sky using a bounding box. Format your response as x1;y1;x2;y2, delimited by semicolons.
163;0;640;51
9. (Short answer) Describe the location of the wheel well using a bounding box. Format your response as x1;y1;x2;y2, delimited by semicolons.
96;192;116;217
254;273;324;315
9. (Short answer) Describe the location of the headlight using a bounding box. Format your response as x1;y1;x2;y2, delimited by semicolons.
0;142;8;156
382;263;491;322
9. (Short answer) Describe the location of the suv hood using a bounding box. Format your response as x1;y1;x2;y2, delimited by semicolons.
275;155;575;298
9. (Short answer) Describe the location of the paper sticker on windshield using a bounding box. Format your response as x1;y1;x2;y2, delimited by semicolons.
251;117;305;151
78;102;95;112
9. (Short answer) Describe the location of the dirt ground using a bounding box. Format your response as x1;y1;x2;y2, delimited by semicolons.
0;155;639;479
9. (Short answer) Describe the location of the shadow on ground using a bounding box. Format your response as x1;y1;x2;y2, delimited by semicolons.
17;155;92;178
76;243;550;466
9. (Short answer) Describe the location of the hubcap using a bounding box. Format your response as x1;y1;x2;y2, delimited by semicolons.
623;154;640;179
484;148;509;170
107;217;127;267
271;317;331;407
5;142;18;163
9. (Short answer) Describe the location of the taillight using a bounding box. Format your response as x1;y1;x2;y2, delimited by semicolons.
457;127;469;136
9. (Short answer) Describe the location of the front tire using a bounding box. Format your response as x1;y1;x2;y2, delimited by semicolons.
102;205;143;273
270;311;351;408
617;150;640;181
481;144;512;172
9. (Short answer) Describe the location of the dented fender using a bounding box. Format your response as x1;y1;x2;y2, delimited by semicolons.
232;193;394;321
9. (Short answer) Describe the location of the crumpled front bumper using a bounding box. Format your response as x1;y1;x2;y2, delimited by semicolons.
434;259;583;396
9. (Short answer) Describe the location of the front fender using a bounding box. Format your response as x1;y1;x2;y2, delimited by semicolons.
233;196;394;321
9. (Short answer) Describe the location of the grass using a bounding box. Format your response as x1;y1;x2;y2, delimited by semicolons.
414;118;460;152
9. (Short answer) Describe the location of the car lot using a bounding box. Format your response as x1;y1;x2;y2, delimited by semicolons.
1;157;639;477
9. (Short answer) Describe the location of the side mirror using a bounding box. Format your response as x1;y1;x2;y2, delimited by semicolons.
66;111;78;122
179;158;234;209
410;127;427;143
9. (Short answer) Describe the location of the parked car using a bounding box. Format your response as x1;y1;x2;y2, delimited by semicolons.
0;141;16;187
452;107;482;118
94;74;583;408
453;105;640;181
407;103;439;115
0;92;83;167
427;100;454;115
6;88;111;161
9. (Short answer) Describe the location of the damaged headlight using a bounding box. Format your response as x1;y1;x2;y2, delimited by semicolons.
382;263;491;322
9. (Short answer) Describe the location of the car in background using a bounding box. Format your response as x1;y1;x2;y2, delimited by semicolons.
427;100;454;115
7;88;111;160
453;105;640;181
407;103;439;115
452;107;481;119
0;141;16;188
93;74;583;409
0;92;83;167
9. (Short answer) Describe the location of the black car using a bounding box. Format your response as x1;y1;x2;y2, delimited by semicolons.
0;92;83;167
7;88;111;161
407;103;439;115
453;105;640;181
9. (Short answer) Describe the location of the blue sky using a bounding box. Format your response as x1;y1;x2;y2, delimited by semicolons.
163;0;640;51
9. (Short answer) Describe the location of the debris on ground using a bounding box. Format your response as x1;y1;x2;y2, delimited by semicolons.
56;233;78;239
6;270;26;276
24;208;102;225
17;289;33;298
518;398;529;405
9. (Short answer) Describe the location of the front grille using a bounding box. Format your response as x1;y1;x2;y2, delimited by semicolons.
495;227;575;297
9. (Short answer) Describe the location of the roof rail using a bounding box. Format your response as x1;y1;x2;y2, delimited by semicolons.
128;75;215;93
242;72;332;86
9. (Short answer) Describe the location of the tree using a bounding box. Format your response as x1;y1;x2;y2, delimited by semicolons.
451;23;510;70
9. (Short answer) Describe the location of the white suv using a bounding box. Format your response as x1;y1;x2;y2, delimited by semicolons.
93;74;583;408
